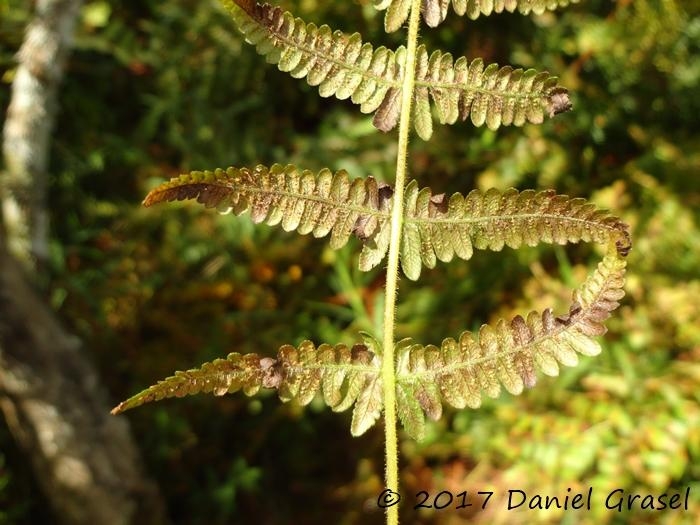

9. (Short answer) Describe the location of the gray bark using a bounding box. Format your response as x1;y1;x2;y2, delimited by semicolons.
2;0;81;263
0;250;167;525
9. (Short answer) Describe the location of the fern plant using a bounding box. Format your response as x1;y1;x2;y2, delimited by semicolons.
113;0;630;522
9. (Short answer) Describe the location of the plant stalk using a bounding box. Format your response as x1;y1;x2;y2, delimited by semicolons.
381;2;422;524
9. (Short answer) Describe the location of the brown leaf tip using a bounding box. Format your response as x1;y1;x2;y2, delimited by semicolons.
143;183;211;207
547;87;572;117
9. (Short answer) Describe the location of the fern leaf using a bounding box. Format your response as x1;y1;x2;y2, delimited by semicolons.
112;339;383;437
395;250;627;440
219;1;570;139
146;170;631;280
413;47;571;139
143;164;391;254
400;184;632;280
376;0;581;32
220;0;404;128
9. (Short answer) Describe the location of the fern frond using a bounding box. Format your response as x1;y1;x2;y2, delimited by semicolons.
219;1;570;138
143;164;391;254
400;184;632;280
146;169;631;280
412;47;571;139
220;0;405;131
375;0;580;33
395;250;627;440
112;338;383;437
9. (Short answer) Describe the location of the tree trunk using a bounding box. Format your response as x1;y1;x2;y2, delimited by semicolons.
0;250;167;525
2;0;81;264
1;2;168;523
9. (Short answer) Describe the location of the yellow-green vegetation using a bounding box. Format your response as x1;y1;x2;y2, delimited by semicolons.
1;0;698;524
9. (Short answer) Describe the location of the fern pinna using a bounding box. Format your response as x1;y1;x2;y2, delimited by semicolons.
113;1;630;523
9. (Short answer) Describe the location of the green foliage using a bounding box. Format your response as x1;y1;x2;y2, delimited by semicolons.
0;1;26;115
0;426;46;525
2;0;698;523
0;459;22;525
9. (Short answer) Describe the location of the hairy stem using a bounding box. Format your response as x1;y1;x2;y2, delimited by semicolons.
382;1;422;524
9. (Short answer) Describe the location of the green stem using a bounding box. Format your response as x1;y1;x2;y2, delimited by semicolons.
382;2;422;525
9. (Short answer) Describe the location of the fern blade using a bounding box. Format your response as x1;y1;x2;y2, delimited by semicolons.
143;165;391;269
220;1;570;138
112;339;383;435
395;250;628;438
415;46;571;132
373;0;581;30
402;186;631;280
110;352;273;415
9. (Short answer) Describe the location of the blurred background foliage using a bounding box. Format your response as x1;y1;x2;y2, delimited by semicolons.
1;0;699;523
